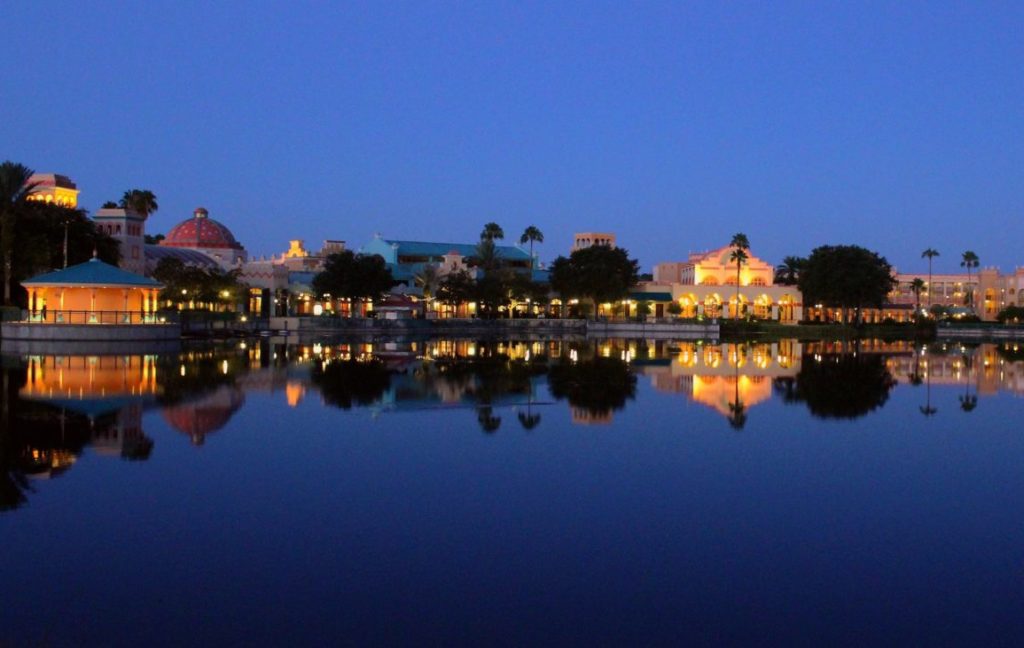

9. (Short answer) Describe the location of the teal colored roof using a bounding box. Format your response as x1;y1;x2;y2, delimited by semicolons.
629;291;673;301
22;258;162;288
384;239;531;261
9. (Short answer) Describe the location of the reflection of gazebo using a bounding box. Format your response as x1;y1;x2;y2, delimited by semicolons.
20;257;163;324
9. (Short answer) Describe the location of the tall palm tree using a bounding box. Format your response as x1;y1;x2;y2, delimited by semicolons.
729;233;750;320
480;222;504;242
119;189;159;218
910;278;925;314
960;250;980;310
519;226;543;266
921;248;939;309
474;239;499;272
0;162;41;305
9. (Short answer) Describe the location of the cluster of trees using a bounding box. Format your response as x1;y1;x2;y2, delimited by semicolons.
549;245;640;318
1;161;121;308
309;341;638;430
773;349;897;420
310;223;559;319
152;257;247;311
776;244;995;322
311;249;395;307
773;245;898;323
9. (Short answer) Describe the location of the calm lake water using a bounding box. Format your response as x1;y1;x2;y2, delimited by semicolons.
2;337;1023;646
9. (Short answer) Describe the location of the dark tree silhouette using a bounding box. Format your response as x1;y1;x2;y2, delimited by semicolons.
548;356;637;415
311;358;392;410
786;351;897;419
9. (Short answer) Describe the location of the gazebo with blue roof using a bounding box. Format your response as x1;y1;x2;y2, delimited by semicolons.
20;256;163;325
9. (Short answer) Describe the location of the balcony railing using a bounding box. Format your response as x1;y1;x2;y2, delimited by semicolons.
21;310;169;325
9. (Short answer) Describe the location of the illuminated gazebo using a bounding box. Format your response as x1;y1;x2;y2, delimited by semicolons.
20;257;163;325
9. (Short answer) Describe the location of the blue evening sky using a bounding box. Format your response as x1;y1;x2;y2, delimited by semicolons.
3;1;1021;272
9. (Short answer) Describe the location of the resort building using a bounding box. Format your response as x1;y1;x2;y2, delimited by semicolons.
638;244;803;322
26;173;79;208
890;267;1024;321
572;232;616;251
360;234;539;286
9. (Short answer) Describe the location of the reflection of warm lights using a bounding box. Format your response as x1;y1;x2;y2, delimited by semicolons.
286;381;305;408
222;360;229;375
180;365;186;377
313;343;323;355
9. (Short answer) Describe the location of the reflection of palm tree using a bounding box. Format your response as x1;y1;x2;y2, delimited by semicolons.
959;351;977;413
477;405;502;433
726;343;747;429
517;381;541;430
918;352;937;417
517;410;541;430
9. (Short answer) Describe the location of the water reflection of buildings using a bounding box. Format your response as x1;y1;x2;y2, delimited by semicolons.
19;355;160;463
637;341;803;419
162;386;245;445
885;343;1024;396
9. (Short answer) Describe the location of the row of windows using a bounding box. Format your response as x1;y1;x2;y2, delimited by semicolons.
700;276;768;286
98;223;142;236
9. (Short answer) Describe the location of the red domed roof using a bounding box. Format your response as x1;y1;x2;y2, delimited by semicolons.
161;207;243;250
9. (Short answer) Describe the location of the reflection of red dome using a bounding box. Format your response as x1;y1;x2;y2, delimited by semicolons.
161;386;244;446
161;207;243;250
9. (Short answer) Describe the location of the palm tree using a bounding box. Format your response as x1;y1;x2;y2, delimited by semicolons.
474;239;500;272
480;222;504;242
910;278;925;314
119;189;159;218
414;264;441;316
0;162;41;305
729;233;750;320
519;226;543;266
921;248;939;308
960;250;979;310
774;256;804;285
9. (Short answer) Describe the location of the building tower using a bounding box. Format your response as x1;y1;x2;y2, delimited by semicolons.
94;207;147;275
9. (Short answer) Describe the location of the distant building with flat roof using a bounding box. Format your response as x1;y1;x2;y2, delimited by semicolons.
572;232;616;251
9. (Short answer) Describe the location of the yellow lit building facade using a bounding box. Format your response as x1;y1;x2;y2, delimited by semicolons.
891;267;1024;321
643;245;804;322
26;173;79;208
